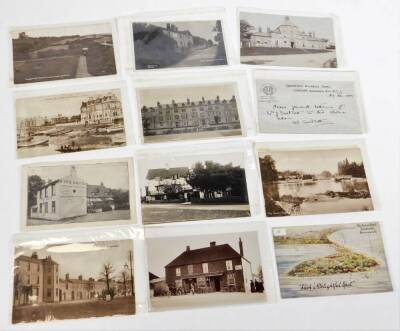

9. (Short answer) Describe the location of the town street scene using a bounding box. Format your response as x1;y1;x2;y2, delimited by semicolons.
13;240;135;324
258;146;374;217
133;20;227;69
12;23;117;84
139;84;242;143
273;222;392;298
16;89;126;158
139;153;251;224
25;161;131;228
240;13;337;68
147;232;265;311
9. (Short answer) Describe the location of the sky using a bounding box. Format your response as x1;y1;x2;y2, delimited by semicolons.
27;161;130;190
259;147;364;175
139;152;245;190
240;12;335;42
16;89;121;119
11;22;112;39
147;231;261;277
144;20;219;41
139;84;235;108
15;240;133;280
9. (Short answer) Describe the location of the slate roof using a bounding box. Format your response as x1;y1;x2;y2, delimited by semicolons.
146;167;190;180
165;244;242;268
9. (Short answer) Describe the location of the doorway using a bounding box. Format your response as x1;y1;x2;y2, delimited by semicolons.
290;41;295;48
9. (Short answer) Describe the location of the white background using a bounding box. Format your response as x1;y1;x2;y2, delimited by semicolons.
0;0;399;330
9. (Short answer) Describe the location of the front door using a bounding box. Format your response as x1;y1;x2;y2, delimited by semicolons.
59;289;62;302
291;41;295;48
214;277;221;292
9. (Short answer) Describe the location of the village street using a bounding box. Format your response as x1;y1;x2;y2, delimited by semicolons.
151;292;265;311
175;45;220;67
241;50;336;67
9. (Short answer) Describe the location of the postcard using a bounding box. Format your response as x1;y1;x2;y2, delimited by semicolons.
147;231;265;311
258;145;374;217
240;12;338;68
16;88;127;158
11;22;117;84
272;222;393;298
139;152;251;224
22;158;134;230
132;20;228;69
255;77;363;134
138;83;242;143
12;238;135;323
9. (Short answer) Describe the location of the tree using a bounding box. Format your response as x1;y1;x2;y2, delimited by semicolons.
257;266;264;282
259;155;279;183
27;175;45;213
100;262;114;298
240;20;255;39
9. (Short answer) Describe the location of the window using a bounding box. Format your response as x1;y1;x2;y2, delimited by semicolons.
45;187;48;198
37;264;40;271
52;201;56;213
227;273;235;286
27;263;30;271
48;277;52;285
51;185;55;196
202;263;209;274
37;276;40;284
56;288;58;296
27;276;30;285
226;260;233;271
40;203;43;213
44;202;48;214
39;190;42;199
188;264;193;275
176;268;181;276
47;289;52;298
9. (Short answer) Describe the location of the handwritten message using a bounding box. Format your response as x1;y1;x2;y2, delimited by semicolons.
299;280;355;292
256;79;363;134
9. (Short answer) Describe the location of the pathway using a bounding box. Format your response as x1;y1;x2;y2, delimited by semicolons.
75;55;92;78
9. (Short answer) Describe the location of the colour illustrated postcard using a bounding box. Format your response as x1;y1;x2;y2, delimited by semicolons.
240;12;338;68
258;145;374;217
272;222;392;299
147;231;265;311
12;239;135;323
11;22;117;84
132;20;228;69
138;83;242;143
255;78;363;134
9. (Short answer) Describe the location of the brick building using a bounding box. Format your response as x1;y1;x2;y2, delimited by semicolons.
164;238;253;294
80;93;123;126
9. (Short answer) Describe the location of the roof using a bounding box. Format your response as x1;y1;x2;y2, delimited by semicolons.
146;167;190;180
165;244;242;268
149;272;159;280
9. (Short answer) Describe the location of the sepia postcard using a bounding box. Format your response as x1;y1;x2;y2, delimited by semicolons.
132;20;228;69
21;158;134;231
138;83;242;143
147;231;265;311
16;88;127;159
12;238;135;323
258;145;374;217
11;22;117;84
272;222;393;299
255;77;364;134
139;152;251;225
240;12;338;68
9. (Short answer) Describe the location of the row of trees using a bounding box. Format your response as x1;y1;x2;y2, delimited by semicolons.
337;158;366;178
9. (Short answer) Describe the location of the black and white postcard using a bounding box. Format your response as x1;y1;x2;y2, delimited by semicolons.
147;231;265;311
258;144;374;217
12;238;135;323
139;152;251;224
255;71;364;134
11;22;117;84
138;83;242;143
132;20;228;69
273;222;392;298
22;158;134;231
240;12;338;68
16;88;127;158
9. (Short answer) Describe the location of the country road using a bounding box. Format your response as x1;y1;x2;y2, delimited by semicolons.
174;45;222;67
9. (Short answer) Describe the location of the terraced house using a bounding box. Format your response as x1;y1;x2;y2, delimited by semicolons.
80;93;123;125
141;95;240;136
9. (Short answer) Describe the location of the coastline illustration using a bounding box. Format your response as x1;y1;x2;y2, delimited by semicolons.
273;222;392;298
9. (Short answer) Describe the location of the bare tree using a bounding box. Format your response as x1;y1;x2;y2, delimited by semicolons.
120;270;128;296
100;262;114;294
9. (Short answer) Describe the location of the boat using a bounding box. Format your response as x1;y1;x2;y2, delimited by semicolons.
47;128;73;137
334;175;352;182
55;145;83;153
18;136;49;148
106;126;124;134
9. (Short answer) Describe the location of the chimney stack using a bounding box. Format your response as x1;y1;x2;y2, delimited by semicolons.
186;245;190;252
210;241;216;247
239;237;244;257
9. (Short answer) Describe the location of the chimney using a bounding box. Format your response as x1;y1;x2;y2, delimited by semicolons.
239;237;244;257
186;246;190;252
210;241;216;247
